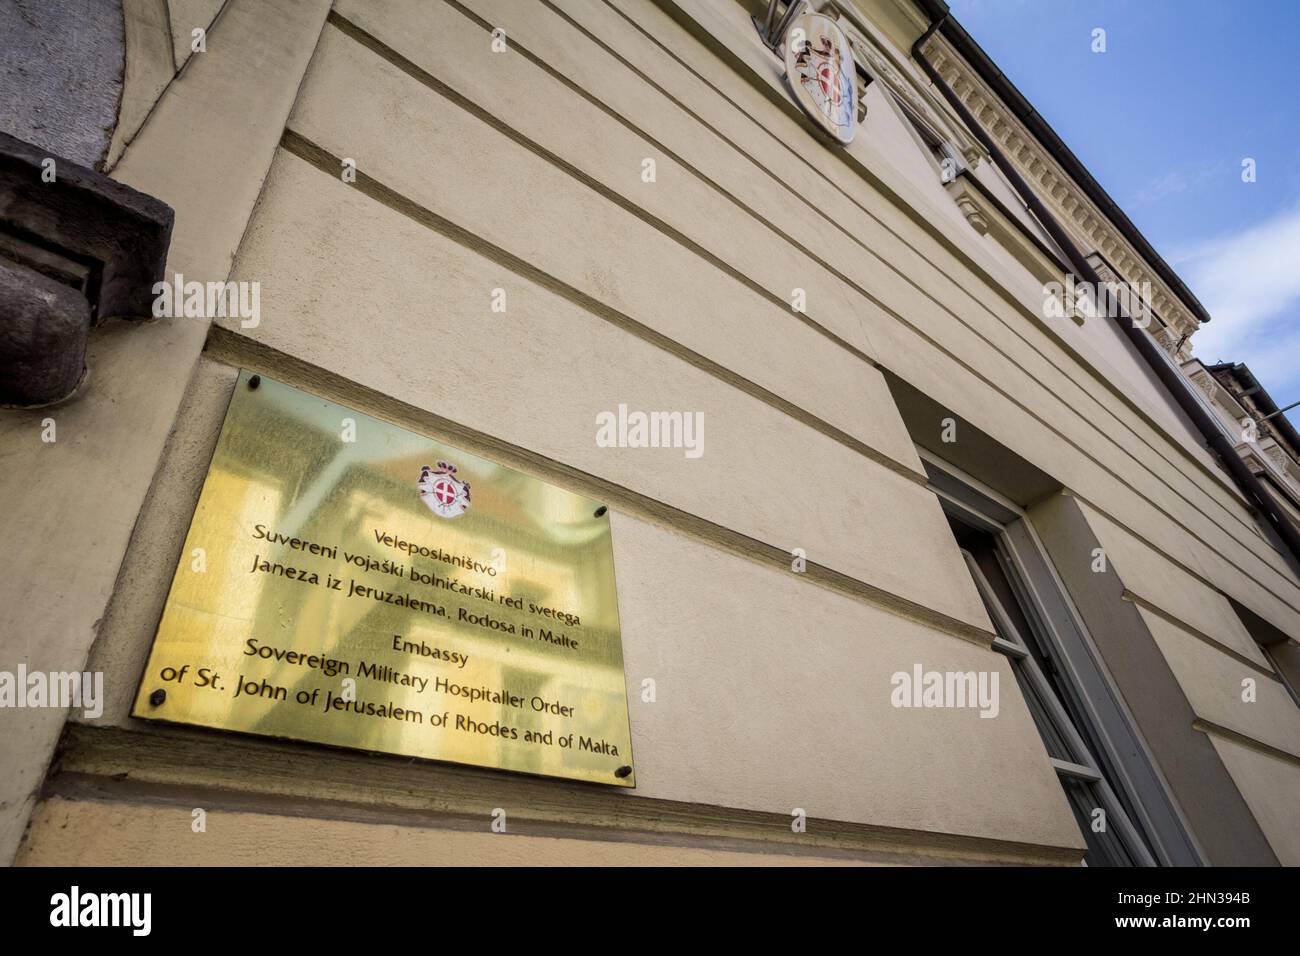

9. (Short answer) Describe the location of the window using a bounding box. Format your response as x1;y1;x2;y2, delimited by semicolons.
951;518;1152;865
925;454;1205;865
1229;598;1300;711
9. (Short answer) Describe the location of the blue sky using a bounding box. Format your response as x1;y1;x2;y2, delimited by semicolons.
949;0;1300;422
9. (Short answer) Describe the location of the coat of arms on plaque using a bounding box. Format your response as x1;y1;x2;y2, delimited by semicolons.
417;461;471;519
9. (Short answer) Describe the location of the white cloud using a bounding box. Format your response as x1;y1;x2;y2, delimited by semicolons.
1175;202;1300;401
1129;160;1221;207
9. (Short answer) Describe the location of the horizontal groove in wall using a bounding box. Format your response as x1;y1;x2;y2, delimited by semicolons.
1121;591;1280;679
327;8;875;374
1194;719;1300;769
278;129;919;489
46;723;1082;865
1068;488;1297;634
334;2;1300;618
204;322;997;647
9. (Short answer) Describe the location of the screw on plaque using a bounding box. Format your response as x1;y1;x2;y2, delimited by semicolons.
614;765;632;778
149;689;166;707
594;505;608;518
248;374;261;390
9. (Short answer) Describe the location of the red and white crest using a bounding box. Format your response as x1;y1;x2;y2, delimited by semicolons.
417;460;471;519
783;13;858;145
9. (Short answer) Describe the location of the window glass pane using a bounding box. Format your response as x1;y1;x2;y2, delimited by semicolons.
1061;777;1139;867
973;581;1073;760
1009;660;1073;761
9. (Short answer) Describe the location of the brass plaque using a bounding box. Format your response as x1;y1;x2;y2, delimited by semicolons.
132;371;634;786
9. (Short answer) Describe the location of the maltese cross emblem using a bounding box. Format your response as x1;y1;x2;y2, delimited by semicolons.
417;461;471;519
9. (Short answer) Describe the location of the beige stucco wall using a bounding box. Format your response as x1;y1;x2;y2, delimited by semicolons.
1208;734;1300;865
7;0;1300;865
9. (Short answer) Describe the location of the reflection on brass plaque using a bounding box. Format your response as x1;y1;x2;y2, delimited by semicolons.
132;371;634;786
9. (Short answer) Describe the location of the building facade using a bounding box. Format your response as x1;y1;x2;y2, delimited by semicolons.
2;0;1299;866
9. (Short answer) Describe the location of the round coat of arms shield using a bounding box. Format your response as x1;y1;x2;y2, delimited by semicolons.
417;461;471;519
783;13;858;145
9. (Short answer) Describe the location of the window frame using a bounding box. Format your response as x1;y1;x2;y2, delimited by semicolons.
923;450;1207;865
961;546;1151;865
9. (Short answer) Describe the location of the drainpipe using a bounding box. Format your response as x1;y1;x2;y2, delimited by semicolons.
909;10;1300;568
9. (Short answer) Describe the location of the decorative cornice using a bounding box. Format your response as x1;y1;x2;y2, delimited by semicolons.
921;33;1201;340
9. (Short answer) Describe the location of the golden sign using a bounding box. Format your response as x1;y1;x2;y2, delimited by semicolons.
132;372;634;786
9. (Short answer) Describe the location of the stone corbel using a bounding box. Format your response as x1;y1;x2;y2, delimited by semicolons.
948;185;990;235
0;131;173;406
944;170;1072;289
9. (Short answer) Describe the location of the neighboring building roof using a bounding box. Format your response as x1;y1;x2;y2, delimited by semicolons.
913;0;1212;327
1207;362;1300;459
